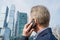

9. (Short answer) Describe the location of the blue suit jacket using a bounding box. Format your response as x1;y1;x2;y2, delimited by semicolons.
20;28;57;40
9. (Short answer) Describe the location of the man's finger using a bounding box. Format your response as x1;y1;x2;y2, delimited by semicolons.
25;19;33;29
27;23;32;31
24;23;30;28
29;29;34;35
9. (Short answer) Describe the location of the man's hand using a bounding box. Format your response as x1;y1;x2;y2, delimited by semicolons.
22;23;34;37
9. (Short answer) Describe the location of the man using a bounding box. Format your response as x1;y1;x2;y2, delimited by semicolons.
20;5;57;40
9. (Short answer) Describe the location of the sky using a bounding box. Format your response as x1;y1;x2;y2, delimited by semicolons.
0;0;60;28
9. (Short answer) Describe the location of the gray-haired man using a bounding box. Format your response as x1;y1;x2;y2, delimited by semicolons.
20;5;57;40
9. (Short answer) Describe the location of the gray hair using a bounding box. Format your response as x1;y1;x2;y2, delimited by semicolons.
30;5;50;27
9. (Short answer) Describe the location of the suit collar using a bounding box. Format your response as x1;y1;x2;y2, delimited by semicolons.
38;28;52;37
33;28;52;40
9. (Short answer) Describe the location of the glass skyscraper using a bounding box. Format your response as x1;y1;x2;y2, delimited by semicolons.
4;6;11;40
8;5;15;37
15;11;27;38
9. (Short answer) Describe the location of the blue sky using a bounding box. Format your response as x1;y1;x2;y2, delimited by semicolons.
0;0;60;28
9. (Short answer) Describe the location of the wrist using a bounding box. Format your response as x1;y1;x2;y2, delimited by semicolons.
20;35;29;40
22;34;29;37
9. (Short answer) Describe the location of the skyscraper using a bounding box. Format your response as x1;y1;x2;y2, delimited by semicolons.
4;6;11;40
15;11;27;38
8;5;15;37
3;6;9;27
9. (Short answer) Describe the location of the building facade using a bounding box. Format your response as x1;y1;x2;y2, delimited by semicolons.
15;11;27;39
8;5;15;37
4;6;11;40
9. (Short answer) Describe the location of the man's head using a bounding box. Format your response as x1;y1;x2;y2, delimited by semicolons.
30;5;50;32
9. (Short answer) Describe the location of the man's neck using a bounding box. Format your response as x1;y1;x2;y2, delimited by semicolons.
36;25;46;33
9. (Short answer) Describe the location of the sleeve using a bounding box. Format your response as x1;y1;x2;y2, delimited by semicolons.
20;36;29;40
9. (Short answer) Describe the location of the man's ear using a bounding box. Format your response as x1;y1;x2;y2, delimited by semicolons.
34;18;37;24
29;17;37;24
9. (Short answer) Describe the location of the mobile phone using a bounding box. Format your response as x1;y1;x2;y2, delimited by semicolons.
31;19;36;28
28;19;36;32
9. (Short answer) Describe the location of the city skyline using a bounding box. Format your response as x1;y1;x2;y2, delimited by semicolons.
0;6;28;40
0;0;60;28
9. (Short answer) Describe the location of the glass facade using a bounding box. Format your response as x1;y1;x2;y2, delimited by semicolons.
8;5;15;37
16;11;27;37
